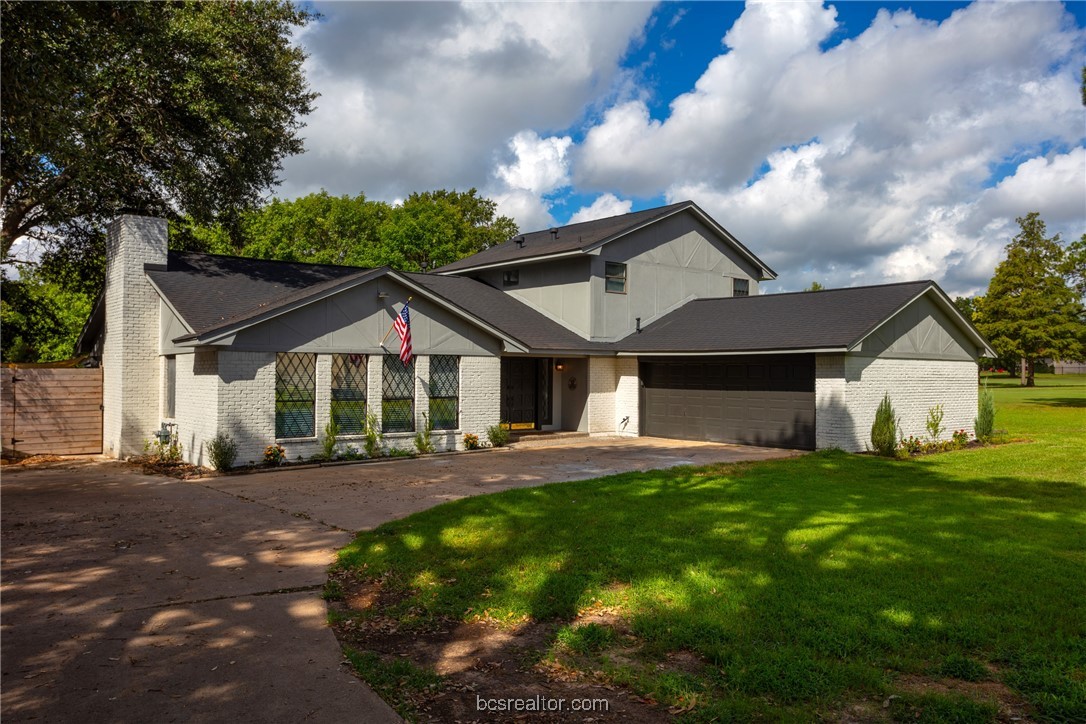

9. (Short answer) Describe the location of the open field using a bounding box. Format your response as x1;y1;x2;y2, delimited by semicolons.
332;375;1085;721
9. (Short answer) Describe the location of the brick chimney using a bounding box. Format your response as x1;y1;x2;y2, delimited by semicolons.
101;215;168;457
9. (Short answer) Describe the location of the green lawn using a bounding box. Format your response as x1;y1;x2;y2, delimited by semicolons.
334;374;1086;721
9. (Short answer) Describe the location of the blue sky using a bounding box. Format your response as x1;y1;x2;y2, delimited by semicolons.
281;1;1086;295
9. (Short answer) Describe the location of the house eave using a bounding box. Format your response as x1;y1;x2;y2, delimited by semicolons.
616;347;848;357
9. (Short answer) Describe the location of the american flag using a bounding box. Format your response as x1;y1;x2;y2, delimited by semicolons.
393;301;413;364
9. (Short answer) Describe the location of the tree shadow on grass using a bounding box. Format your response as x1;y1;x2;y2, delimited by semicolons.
338;450;1086;718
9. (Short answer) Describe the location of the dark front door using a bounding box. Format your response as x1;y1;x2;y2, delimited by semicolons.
501;358;538;428
640;355;816;450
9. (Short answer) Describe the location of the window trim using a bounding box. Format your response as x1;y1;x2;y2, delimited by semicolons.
381;354;416;434
330;354;368;435
732;278;750;297
275;352;317;439
605;261;627;294
164;355;176;418
428;355;460;431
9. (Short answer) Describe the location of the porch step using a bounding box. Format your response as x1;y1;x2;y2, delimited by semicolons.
507;431;591;449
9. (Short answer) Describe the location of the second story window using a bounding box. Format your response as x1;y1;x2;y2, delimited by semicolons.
605;262;627;294
733;278;750;297
503;269;519;287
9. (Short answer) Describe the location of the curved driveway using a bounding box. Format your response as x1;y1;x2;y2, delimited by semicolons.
1;438;797;722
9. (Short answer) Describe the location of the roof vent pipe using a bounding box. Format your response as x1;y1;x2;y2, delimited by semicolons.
550;228;558;240
515;236;525;248
636;317;641;333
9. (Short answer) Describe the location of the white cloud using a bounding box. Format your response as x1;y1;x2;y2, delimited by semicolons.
569;194;634;224
576;1;1084;296
494;131;572;196
279;1;654;201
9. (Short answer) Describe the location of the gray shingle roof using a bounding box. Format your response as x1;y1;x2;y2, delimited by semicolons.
401;273;606;352
616;281;937;353
148;252;382;338
436;201;694;272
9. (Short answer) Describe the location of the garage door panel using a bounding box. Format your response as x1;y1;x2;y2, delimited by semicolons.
640;356;815;449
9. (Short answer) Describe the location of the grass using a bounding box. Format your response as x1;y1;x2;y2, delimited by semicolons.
334;374;1086;720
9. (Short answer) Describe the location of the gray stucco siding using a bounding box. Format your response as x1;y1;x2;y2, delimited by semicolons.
212;278;502;356
854;294;978;362
473;257;592;338
592;213;761;341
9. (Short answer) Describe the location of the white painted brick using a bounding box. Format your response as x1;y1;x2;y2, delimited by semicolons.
614;357;639;436
102;216;168;457
587;357;617;434
460;356;500;447
816;353;978;452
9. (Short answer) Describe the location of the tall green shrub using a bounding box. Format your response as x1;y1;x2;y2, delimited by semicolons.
975;381;996;441
206;432;238;471
320;418;339;461
870;393;898;457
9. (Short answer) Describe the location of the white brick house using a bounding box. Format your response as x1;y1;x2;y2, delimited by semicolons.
80;203;993;466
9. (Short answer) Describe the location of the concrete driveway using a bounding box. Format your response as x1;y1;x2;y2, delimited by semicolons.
1;438;797;722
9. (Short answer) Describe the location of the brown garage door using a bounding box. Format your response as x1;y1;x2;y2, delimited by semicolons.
639;355;815;449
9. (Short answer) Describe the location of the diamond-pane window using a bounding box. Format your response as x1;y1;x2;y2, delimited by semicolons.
332;354;367;434
276;353;316;438
382;355;415;433
429;355;459;430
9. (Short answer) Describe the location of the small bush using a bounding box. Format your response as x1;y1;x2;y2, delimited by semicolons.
870;394;898;457
462;433;480;450
143;429;183;464
263;444;286;465
414;413;435;455
925;404;945;442
206;432;238;471
898;435;923;455
975;381;995;441
385;446;414;458
486;422;511;448
363;412;383;458
319;418;339;461
951;429;971;447
339;444;363;461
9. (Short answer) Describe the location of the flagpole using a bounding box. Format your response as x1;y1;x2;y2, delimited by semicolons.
380;296;412;345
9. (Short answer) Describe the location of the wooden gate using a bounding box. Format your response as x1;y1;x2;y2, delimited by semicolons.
1;367;103;456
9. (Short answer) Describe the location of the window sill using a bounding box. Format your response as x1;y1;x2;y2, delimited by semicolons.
276;436;317;444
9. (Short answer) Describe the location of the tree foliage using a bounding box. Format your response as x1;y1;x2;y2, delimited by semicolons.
974;213;1086;386
176;188;517;272
0;267;93;362
0;0;316;258
805;281;824;292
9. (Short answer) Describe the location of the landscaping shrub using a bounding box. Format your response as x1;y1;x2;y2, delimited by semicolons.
320;418;339;461
206;432;238;471
486;422;510;448
975;381;995;441
870;394;898;457
143;430;183;464
925;404;945;442
898;435;923;456
414;413;435;454
462;433;480;450
951;429;971;447
363;412;382;458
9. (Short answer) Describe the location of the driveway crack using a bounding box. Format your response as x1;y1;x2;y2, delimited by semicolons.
124;584;326;612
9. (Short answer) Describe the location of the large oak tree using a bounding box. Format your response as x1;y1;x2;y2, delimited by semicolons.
1;1;316;259
974;214;1086;386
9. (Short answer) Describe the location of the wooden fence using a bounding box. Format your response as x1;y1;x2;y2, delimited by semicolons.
1;367;103;456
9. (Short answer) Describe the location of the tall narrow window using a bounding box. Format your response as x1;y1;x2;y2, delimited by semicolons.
605;262;627;293
331;354;367;434
429;355;459;430
164;355;176;418
503;269;520;287
382;354;415;433
733;278;750;297
276;353;316;438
